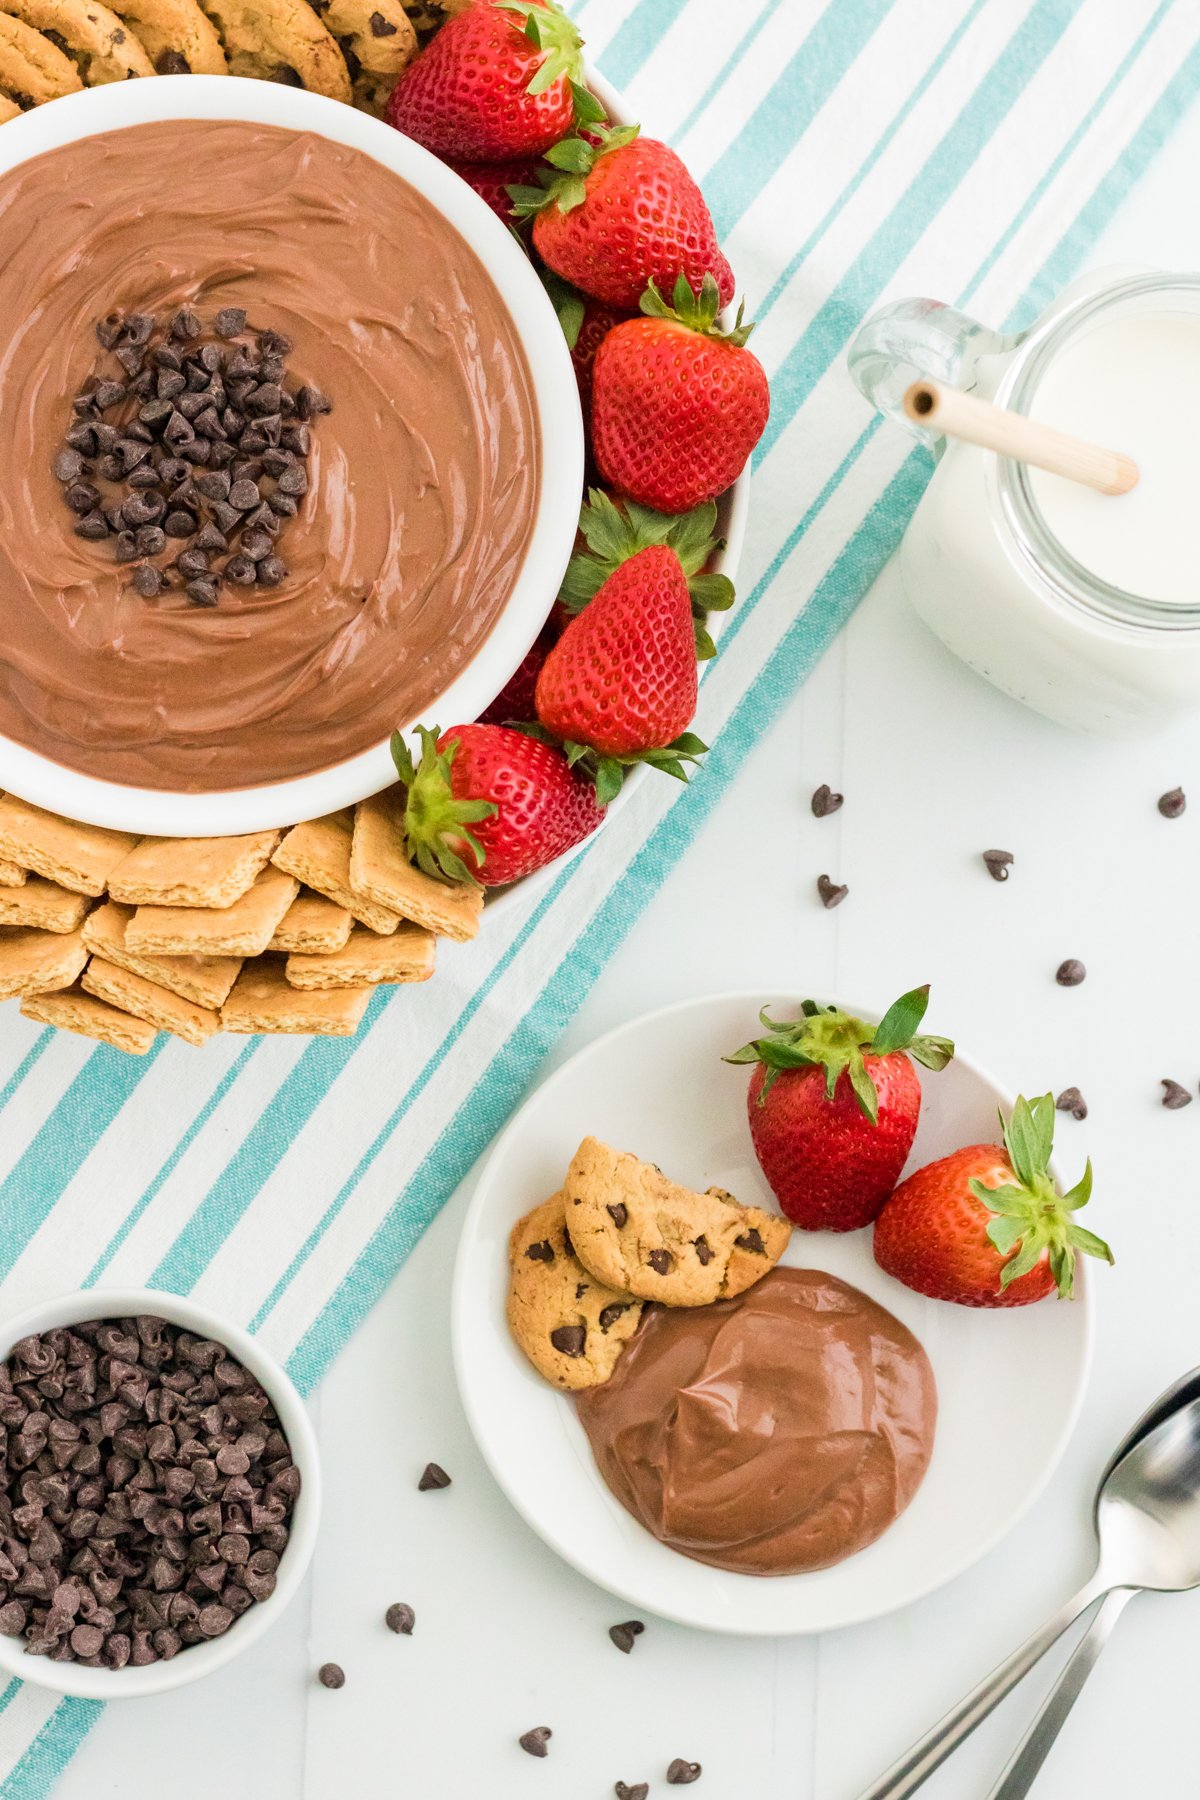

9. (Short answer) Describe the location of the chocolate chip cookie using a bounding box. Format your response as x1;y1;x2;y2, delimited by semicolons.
564;1138;792;1307
507;1194;645;1391
0;9;83;105
307;0;415;114
196;0;351;99
0;89;18;115
0;0;154;81
108;0;227;72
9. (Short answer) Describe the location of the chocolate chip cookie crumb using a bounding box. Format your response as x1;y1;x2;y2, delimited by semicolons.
811;784;843;818
417;1462;451;1491
1161;1079;1192;1110
1055;1087;1087;1121
385;1602;414;1635
318;1662;345;1688
0;1317;297;1668
608;1619;644;1654
1055;959;1086;987
982;849;1013;881
519;1727;552;1758
1158;787;1186;819
817;874;848;909
667;1760;702;1784
56;307;329;604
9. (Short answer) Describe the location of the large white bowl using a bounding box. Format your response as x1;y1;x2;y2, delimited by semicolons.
0;1286;320;1698
453;991;1093;1636
0;77;585;836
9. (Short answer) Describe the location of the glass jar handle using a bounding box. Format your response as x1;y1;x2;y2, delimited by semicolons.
848;298;1016;451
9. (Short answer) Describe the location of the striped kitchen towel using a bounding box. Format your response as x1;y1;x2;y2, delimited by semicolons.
0;0;1196;1788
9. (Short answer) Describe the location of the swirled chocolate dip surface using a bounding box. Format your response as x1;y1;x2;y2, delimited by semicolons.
0;119;540;790
575;1268;937;1576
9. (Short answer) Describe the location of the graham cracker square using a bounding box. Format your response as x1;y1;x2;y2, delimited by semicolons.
0;860;25;887
21;984;157;1055
82;957;220;1048
0;879;90;934
0;796;139;897
0;927;88;1000
126;867;299;958
350;791;482;942
83;902;242;1010
284;922;436;991
107;831;282;909
272;813;402;936
221;957;371;1036
268;890;354;955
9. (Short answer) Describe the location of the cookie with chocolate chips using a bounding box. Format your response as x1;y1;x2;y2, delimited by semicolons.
565;1138;792;1307
507;1194;645;1391
0;0;154;82
195;0;350;99
108;0;227;72
0;86;21;116
0;10;82;107
306;0;414;114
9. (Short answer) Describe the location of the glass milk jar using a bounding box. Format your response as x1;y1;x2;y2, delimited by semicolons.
849;271;1200;736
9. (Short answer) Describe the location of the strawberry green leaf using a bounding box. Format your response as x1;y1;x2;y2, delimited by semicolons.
871;984;931;1055
907;1034;956;1072
687;572;735;613
559;493;733;638
593;757;625;807
967;1094;1112;1298
985;1214;1024;1256
570;80;606;127
544;136;594;174
639;274;756;346
849;1058;879;1126
389;726;496;889
693;624;717;662
1065;1223;1114;1264
494;0;587;96
1063;1161;1093;1210
537;269;586;349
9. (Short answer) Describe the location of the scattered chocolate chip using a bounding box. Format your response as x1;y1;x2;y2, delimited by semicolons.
1157;786;1187;820
417;1463;451;1492
1055;1087;1087;1121
519;1728;552;1759
606;1204;628;1229
164;511;196;539
817;874;848;909
176;548;210;580
295;385;331;420
693;1236;713;1266
597;1303;630;1332
369;8;397;31
982;849;1013;881
1055;959;1086;987
74;511;110;541
385;1602;414;1636
647;1249;673;1276
317;1662;345;1689
608;1620;644;1654
615;1786;649;1800
224;555;258;586
257;556;287;587
214;307;248;339
549;1326;586;1358
734;1228;765;1255
667;1761;702;1785
185;578;219;608
228;478;260;511
1161;1079;1193;1110
132;564;163;598
171;308;203;342
811;783;843;818
52;449;84;483
524;1240;554;1264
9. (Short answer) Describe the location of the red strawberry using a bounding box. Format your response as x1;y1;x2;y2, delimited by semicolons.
571;298;629;419
592;276;769;514
517;126;735;311
450;157;542;223
873;1094;1112;1307
390;722;604;887
726;989;955;1231
386;0;586;163
535;491;735;801
477;623;556;725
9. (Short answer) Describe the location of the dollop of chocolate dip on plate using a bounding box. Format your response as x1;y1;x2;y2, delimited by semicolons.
0;119;540;791
575;1268;937;1576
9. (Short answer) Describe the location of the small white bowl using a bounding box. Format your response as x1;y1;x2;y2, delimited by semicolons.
0;77;584;837
0;1287;320;1699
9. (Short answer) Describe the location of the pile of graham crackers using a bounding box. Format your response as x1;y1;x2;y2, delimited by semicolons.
0;791;482;1054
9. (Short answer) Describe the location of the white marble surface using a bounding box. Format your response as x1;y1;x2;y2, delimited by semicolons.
55;104;1200;1800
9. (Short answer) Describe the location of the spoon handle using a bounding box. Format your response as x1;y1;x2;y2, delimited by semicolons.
854;1576;1108;1800
984;1587;1136;1798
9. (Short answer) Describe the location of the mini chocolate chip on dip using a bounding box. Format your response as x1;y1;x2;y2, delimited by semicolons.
0;1317;298;1667
0;119;539;793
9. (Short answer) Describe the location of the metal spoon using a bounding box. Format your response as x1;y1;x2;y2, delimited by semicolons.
984;1366;1200;1797
857;1384;1200;1799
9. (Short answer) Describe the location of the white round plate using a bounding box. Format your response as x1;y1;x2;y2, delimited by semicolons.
452;990;1093;1636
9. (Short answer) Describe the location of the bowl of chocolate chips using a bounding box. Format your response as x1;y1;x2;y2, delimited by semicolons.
0;1287;320;1697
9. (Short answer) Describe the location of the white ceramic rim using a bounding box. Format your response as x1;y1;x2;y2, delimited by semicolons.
0;76;585;835
451;989;1094;1636
0;1286;321;1698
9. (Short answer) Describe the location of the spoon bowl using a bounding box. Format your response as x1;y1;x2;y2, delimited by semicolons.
1097;1396;1200;1592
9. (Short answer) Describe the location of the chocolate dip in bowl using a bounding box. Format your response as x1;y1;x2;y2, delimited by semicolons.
0;78;583;835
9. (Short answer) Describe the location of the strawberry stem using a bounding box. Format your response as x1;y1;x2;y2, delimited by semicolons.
389;726;497;888
970;1093;1113;1298
724;987;954;1122
640;274;756;347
